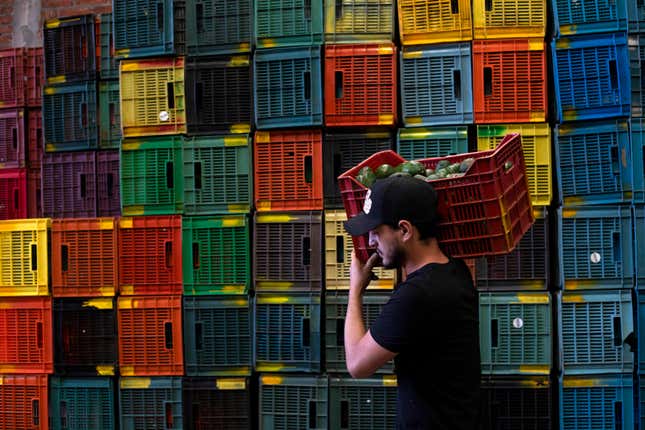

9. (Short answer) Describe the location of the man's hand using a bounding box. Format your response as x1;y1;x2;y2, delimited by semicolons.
349;251;380;297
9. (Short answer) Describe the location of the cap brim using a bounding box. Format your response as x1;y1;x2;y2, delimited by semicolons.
344;212;383;236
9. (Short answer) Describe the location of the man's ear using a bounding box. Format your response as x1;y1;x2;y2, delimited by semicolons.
398;220;414;241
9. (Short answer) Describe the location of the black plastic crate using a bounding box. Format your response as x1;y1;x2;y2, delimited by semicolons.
323;130;393;209
53;298;117;376
186;55;252;135
44;15;97;84
183;377;252;429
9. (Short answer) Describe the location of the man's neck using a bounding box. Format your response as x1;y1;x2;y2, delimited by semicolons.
403;238;449;275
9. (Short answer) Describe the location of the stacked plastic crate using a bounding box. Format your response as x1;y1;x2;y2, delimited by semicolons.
551;0;640;427
0;47;43;219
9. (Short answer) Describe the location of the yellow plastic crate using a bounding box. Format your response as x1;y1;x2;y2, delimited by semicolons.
472;0;546;39
477;123;551;207
398;0;472;45
324;210;396;290
324;0;395;43
0;218;51;296
119;57;186;137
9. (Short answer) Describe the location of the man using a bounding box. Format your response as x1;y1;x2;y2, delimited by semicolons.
343;174;480;429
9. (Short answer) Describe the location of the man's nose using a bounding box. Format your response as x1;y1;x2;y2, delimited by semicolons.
368;231;376;247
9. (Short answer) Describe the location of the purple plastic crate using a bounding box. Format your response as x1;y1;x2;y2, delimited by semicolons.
0;109;25;168
96;150;120;216
42;151;97;218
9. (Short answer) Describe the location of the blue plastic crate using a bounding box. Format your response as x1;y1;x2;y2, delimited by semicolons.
183;296;252;376
632;119;645;203
480;377;553;429
396;126;469;160
479;292;552;375
629;34;645;118
113;0;185;58
186;0;253;55
558;206;634;289
561;374;634;430
556;120;633;206
400;43;473;126
43;82;98;152
639;294;645;371
635;205;645;285
119;377;183;430
254;293;321;373
254;46;323;129
329;376;397;430
50;377;115;430
254;0;324;48
552;0;627;36
552;33;631;123
259;374;328;430
558;290;634;375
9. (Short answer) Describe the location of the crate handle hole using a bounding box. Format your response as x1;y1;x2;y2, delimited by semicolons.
166;161;174;189
59;400;67;428
335;0;343;19
32;399;40;426
333;152;342;180
36;321;43;349
302;236;311;266
167;82;175;109
336;235;344;263
610;145;619;175
336;318;344;346
61;244;69;272
165;241;173;268
340;400;349;428
304;155;313;183
612;232;620;262
195;322;203;350
81;103;87;127
157;3;164;32
31;243;37;271
485;0;493;11
165;322;173;349
304;0;311;20
195;82;204;112
194;162;202;190
451;0;459;13
302;318;311;347
165;402;173;429
79;173;87;198
196;3;204;32
608;60;618;91
483;67;493;96
453;69;461;99
109;102;116;126
10;66;14;88
614;401;623;429
335;71;344;99
613;316;622;347
491;318;498;348
107;173;114;197
303;71;311;100
12;127;17;149
192;242;200;269
308;400;317;428
13;188;19;210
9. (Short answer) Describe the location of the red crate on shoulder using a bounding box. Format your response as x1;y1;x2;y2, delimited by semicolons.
339;133;534;261
324;43;398;127
0;297;53;374
0;48;26;108
473;39;547;123
0;375;48;430
0;109;25;168
254;130;323;211
118;295;184;376
27;167;41;218
51;218;118;297
27;108;42;169
25;48;43;107
118;215;183;295
0;168;27;220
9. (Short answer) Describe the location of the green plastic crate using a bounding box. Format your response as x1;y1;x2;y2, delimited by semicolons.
183;296;252;375
183;135;252;215
185;0;252;55
120;136;184;215
254;0;324;48
98;81;121;149
259;374;328;430
329;376;398;430
50;377;115;430
182;215;250;295
396;127;469;160
479;292;552;375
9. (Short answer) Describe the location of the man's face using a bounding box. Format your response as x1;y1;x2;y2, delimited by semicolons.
368;224;404;269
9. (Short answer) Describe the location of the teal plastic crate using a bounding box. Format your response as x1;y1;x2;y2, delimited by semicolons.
553;0;628;36
254;294;321;372
396;126;469;160
324;291;394;374
631;118;645;203
639;294;645;370
98;80;121;150
324;0;395;43
558;290;635;375
183;135;252;215
254;0;323;48
50;377;115;430
329;376;398;430
186;0;252;55
119;377;183;430
183;296;252;375
259;374;328;430
635;205;645;285
120;136;184;215
183;215;250;295
479;292;552;375
98;13;118;80
561;374;634;430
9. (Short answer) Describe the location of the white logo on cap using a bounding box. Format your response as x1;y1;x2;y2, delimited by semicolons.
363;189;372;214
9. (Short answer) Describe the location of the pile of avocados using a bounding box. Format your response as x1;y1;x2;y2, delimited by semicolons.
355;157;476;188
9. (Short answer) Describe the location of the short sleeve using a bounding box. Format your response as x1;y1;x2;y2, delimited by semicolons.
369;288;420;353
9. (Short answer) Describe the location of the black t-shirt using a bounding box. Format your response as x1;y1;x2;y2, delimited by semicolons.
370;258;481;429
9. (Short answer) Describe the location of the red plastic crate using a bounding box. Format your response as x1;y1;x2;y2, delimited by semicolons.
26;108;42;169
51;218;118;297
117;295;184;376
339;133;534;261
0;48;26;108
0;375;48;430
324;43;398;127
27;168;41;218
0;168;27;220
118;215;183;295
0;108;25;168
25;48;43;107
254;130;323;211
0;297;53;374
473;39;547;123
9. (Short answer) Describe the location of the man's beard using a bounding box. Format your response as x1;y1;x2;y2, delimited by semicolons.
382;245;404;270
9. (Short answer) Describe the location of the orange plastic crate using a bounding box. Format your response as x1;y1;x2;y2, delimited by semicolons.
51;218;118;297
0;297;53;374
117;295;184;376
118;215;183;296
254;130;323;211
0;375;48;430
324;43;397;127
473;39;547;123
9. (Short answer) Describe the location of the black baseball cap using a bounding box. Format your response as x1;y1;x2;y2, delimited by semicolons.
344;174;439;236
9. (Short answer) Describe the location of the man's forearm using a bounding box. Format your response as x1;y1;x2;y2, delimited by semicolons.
344;291;366;364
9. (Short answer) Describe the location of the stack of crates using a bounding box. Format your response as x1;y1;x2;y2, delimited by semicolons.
551;0;642;426
0;47;43;219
